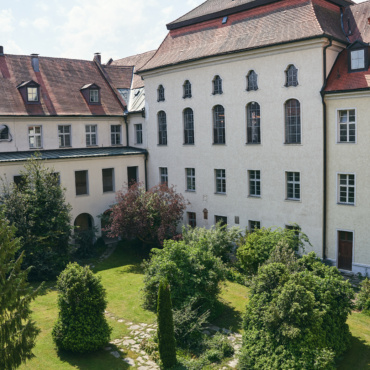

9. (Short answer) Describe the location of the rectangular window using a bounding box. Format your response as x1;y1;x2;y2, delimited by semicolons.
286;172;300;200
86;125;97;146
135;124;143;144
215;169;226;194
338;174;355;205
215;215;227;226
127;166;138;184
249;170;261;197
351;49;365;70
111;125;121;145
90;89;99;103
186;168;195;191
160;167;168;185
58;125;71;147
102;168;114;193
27;87;38;102
75;170;88;196
249;220;261;231
338;110;356;143
28;126;42;148
188;212;196;228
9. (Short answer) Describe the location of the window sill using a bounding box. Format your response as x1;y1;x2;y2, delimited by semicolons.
29;147;43;150
103;191;115;194
248;195;261;199
183;143;195;146
76;194;89;197
157;144;167;146
285;198;301;202
59;146;72;149
284;143;302;146
111;144;123;147
245;142;261;145
336;141;356;144
212;143;226;146
86;144;99;147
337;202;355;206
214;192;226;196
185;190;196;193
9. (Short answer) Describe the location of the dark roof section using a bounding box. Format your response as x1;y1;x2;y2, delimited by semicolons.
343;0;370;44
167;0;354;30
111;50;156;89
103;65;134;89
0;146;147;163
0;54;125;116
139;0;348;73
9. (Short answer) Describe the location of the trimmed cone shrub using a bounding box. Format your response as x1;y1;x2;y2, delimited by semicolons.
52;263;111;353
157;280;177;368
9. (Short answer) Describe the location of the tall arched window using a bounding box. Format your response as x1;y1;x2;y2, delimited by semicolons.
285;65;298;87
247;102;261;144
158;111;167;145
246;70;258;91
212;75;223;95
183;80;192;99
184;108;194;144
213;105;225;144
285;99;301;144
157;85;165;102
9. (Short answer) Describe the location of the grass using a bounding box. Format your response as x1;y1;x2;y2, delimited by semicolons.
19;242;370;369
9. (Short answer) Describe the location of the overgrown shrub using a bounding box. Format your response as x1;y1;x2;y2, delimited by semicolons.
239;253;354;369
142;239;226;314
356;278;370;314
237;226;310;275
52;263;111;353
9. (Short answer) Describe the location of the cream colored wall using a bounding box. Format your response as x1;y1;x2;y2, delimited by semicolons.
142;40;331;257
128;113;147;148
0;154;145;233
0;116;126;152
326;92;370;274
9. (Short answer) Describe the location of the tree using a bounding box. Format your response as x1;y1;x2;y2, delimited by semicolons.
106;182;188;246
0;213;41;370
356;278;370;314
157;280;177;369
52;263;111;353
1;155;72;280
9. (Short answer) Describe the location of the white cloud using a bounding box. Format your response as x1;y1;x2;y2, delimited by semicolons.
0;9;14;33
5;40;24;55
33;17;50;31
36;1;50;11
161;6;174;16
19;19;29;28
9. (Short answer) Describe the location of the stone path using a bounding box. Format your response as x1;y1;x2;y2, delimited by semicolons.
104;310;242;369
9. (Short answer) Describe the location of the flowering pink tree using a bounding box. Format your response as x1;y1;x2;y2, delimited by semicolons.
106;183;188;245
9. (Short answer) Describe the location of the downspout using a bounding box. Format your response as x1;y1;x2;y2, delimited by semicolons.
123;112;129;147
320;37;332;261
144;152;148;191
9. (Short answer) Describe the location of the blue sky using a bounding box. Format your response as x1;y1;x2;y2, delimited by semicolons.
0;0;366;62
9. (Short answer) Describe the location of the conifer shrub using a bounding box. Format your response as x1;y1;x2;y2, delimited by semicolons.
52;263;111;353
356;278;370;315
157;279;177;369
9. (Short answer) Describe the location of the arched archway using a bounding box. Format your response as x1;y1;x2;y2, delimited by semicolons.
74;213;94;232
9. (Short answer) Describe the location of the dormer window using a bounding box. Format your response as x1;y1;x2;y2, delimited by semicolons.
80;83;101;105
351;49;365;70
90;89;99;103
347;41;368;73
27;87;39;102
17;80;40;104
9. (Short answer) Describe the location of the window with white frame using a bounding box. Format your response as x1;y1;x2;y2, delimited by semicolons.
285;99;301;144
351;49;365;70
157;85;165;102
186;168;195;191
111;125;121;145
75;170;88;195
285;65;298;87
212;75;223;95
135;124;143;144
184;108;194;144
86;125;97;146
213;105;225;144
28;126;42;148
27;87;39;102
247;70;258;91
183;80;192;99
102;168;114;193
160;167;168;185
249;220;261;231
247;102;260;144
249;170;261;197
58;125;71;147
338;174;355;205
338;109;356;143
188;212;196;228
286;172;300;200
215;169;226;194
89;89;99;103
158;111;167;145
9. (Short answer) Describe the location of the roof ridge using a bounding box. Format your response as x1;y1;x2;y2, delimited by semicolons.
137;36;169;73
113;49;157;64
4;53;94;63
310;0;324;34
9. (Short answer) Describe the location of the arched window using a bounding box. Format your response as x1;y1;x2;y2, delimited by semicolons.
285;99;301;144
213;105;225;144
183;80;192;99
0;125;11;141
184;108;194;144
158;111;167;145
246;70;258;91
247;102;261;144
285;65;298;87
212;75;223;95
157;85;165;102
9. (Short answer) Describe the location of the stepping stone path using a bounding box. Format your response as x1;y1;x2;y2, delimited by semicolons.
104;310;243;368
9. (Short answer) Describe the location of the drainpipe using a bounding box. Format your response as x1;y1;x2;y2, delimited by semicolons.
123;111;129;147
321;37;333;261
144;152;148;191
340;7;350;42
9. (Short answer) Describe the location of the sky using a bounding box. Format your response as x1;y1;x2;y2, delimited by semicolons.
0;0;367;63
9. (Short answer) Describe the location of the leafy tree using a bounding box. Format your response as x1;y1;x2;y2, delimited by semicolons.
157;280;177;368
106;182;188;246
0;214;41;370
142;239;226;313
239;253;354;369
1;156;72;280
52;263;111;353
355;278;370;314
237;226;310;275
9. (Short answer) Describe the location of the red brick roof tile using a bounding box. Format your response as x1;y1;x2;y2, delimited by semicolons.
103;65;133;89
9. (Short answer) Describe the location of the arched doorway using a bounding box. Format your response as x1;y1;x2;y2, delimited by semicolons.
74;213;94;232
74;213;95;257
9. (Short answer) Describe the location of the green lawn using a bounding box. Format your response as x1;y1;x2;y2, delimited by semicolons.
20;243;370;369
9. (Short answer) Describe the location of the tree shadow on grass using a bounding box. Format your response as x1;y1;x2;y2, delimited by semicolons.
337;335;370;370
211;299;243;333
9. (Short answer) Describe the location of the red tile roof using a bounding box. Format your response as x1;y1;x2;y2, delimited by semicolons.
139;0;347;73
103;65;133;89
0;54;125;116
324;48;370;92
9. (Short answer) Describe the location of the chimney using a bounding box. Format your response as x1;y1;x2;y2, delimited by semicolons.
94;52;101;64
31;53;40;72
0;46;3;56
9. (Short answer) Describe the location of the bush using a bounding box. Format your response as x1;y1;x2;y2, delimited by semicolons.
142;239;226;314
356;278;370;314
237;226;310;275
52;263;111;353
239;254;354;369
